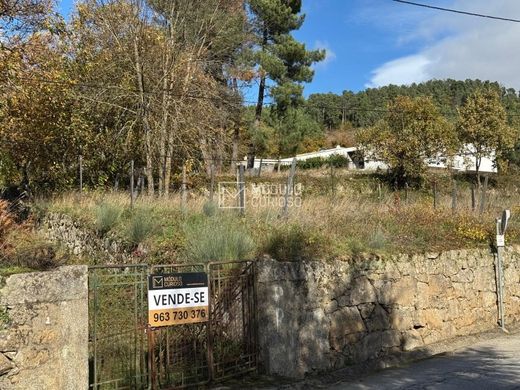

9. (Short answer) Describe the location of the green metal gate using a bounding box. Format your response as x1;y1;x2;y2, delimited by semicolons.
88;265;149;389
88;261;257;389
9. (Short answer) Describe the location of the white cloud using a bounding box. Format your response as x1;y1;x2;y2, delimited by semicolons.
313;40;336;69
366;0;520;89
367;55;431;88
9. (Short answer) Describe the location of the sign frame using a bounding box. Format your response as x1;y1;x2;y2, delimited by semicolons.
148;271;209;327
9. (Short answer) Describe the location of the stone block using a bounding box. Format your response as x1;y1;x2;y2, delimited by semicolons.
0;353;14;375
381;330;401;349
365;304;390;332
347;276;376;305
329;306;366;351
402;329;424;351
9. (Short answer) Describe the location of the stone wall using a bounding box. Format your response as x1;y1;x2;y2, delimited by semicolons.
0;266;89;389
257;247;520;378
42;212;131;262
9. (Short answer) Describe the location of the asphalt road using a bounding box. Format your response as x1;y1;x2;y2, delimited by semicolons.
330;332;520;390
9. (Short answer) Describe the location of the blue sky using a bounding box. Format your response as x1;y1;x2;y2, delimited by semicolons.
57;0;520;97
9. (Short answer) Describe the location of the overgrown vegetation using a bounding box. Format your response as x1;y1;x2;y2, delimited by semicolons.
0;200;68;274
31;170;520;265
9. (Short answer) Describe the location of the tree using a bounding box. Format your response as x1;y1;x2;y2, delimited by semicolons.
69;0;247;194
457;90;517;186
246;0;324;166
359;96;456;187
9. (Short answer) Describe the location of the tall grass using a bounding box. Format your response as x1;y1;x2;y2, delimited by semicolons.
36;171;520;264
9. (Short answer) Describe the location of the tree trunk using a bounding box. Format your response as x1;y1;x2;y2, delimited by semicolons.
476;155;482;189
133;37;154;196
164;131;173;195
248;74;265;169
249;30;268;169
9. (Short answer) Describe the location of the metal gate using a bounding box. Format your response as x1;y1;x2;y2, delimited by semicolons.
88;261;257;389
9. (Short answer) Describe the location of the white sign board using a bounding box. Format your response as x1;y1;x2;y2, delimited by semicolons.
148;272;208;327
496;234;505;247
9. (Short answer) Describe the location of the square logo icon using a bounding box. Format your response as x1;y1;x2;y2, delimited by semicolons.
218;182;246;209
152;276;164;289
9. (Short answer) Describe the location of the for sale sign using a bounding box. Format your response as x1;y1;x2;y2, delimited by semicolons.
148;272;209;327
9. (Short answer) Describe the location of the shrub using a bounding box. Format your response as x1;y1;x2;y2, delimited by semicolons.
183;216;254;262
263;223;330;261
0;200;15;239
1;229;66;271
368;226;387;250
95;202;122;236
125;209;157;247
202;201;217;217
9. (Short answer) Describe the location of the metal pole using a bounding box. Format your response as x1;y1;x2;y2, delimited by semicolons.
496;218;506;331
209;163;215;203
451;179;457;213
181;163;187;210
257;158;263;178
433;181;437;209
130;160;134;209
330;164;335;197
238;164;245;215
283;158;297;217
79;155;83;199
277;157;281;173
480;175;488;215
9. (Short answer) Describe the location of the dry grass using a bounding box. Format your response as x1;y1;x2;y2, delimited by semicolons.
37;171;520;264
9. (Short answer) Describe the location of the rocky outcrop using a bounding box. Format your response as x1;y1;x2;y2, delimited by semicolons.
257;247;520;378
0;266;88;390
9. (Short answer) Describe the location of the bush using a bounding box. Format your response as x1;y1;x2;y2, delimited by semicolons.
125;209;156;247
183;216;254;262
296;154;351;170
0;200;15;242
263;223;330;261
1;229;66;271
95;202;122;235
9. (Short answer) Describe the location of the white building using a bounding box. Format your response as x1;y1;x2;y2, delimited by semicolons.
249;144;497;174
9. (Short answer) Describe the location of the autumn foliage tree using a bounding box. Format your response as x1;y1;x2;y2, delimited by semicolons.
457;90;517;185
359;96;456;187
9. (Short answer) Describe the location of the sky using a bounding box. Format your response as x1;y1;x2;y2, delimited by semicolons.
56;0;520;97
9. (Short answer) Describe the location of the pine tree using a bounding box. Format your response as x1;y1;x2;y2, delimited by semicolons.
246;0;324;165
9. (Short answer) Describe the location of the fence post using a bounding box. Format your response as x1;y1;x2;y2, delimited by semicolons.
495;218;506;331
79;155;83;198
471;185;476;212
277;157;281;173
451;179;457;213
257;158;263;178
238;164;245;215
404;182;409;203
433;181;438;209
283;158;297;217
330;164;335;198
377;182;382;202
209;163;215;203
181;162;187;210
480;176;489;215
130;160;134;209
